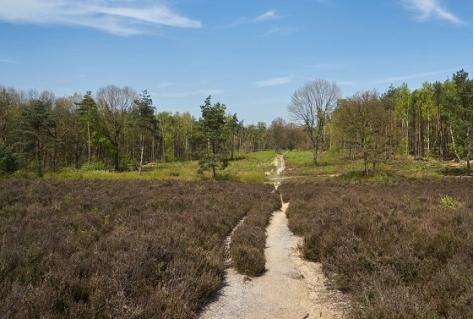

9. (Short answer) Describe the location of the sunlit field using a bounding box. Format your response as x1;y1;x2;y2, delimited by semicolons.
283;150;470;180
34;150;278;183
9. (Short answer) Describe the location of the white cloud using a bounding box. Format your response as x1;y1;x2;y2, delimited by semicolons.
400;0;465;25
0;0;201;36
254;76;292;88
254;10;281;22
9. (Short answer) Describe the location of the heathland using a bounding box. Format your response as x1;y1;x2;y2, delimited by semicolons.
0;150;472;318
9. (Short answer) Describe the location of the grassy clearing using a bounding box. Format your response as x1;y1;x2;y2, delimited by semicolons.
0;179;280;318
280;178;472;318
37;150;278;183
283;150;468;180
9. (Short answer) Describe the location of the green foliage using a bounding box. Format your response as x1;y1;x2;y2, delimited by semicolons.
95;85;138;171
197;96;229;179
439;195;463;210
0;140;19;176
332;91;390;176
132;90;157;132
17;99;58;177
80;161;105;171
0;70;471;177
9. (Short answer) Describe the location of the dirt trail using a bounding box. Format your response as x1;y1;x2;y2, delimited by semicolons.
199;155;348;319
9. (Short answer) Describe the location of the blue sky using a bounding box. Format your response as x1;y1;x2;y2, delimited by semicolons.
1;0;472;125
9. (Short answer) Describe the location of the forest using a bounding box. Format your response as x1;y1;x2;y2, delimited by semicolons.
0;69;472;177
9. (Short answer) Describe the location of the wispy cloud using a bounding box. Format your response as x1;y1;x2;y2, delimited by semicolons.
254;76;292;88
261;26;300;36
254;10;281;22
400;0;465;25
226;9;283;28
0;0;201;36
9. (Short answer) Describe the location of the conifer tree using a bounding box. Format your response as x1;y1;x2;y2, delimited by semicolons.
198;95;228;179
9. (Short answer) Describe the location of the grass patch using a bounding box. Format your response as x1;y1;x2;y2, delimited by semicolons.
40;151;278;183
283;150;450;180
439;195;463;210
440;166;472;176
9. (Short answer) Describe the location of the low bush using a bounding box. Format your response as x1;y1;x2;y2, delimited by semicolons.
80;161;105;171
0;179;278;318
280;178;472;318
230;245;266;276
230;191;281;276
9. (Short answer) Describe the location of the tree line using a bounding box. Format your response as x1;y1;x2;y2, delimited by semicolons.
0;69;471;177
0;85;309;177
288;70;472;175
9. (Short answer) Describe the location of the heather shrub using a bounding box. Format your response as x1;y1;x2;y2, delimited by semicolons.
230;245;266;276
280;178;473;318
229;190;281;276
0;179;278;318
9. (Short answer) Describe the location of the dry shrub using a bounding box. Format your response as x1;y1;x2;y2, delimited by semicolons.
0;179;277;318
280;178;473;318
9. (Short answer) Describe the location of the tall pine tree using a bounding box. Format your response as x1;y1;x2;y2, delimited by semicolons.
198;96;228;179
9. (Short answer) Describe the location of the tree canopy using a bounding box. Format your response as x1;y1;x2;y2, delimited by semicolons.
0;69;471;177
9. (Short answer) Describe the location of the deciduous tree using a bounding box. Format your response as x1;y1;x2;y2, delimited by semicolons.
96;85;137;171
333;91;389;175
287;79;341;166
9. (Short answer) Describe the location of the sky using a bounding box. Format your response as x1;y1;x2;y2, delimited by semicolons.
0;0;472;125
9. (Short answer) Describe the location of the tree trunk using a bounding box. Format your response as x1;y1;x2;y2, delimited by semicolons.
363;154;369;176
87;120;91;164
466;154;471;176
114;150;119;171
138;134;144;176
310;130;318;166
312;147;318;166
212;165;216;180
36;139;43;178
449;126;461;161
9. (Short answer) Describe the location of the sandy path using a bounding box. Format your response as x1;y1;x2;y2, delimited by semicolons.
199;155;347;319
